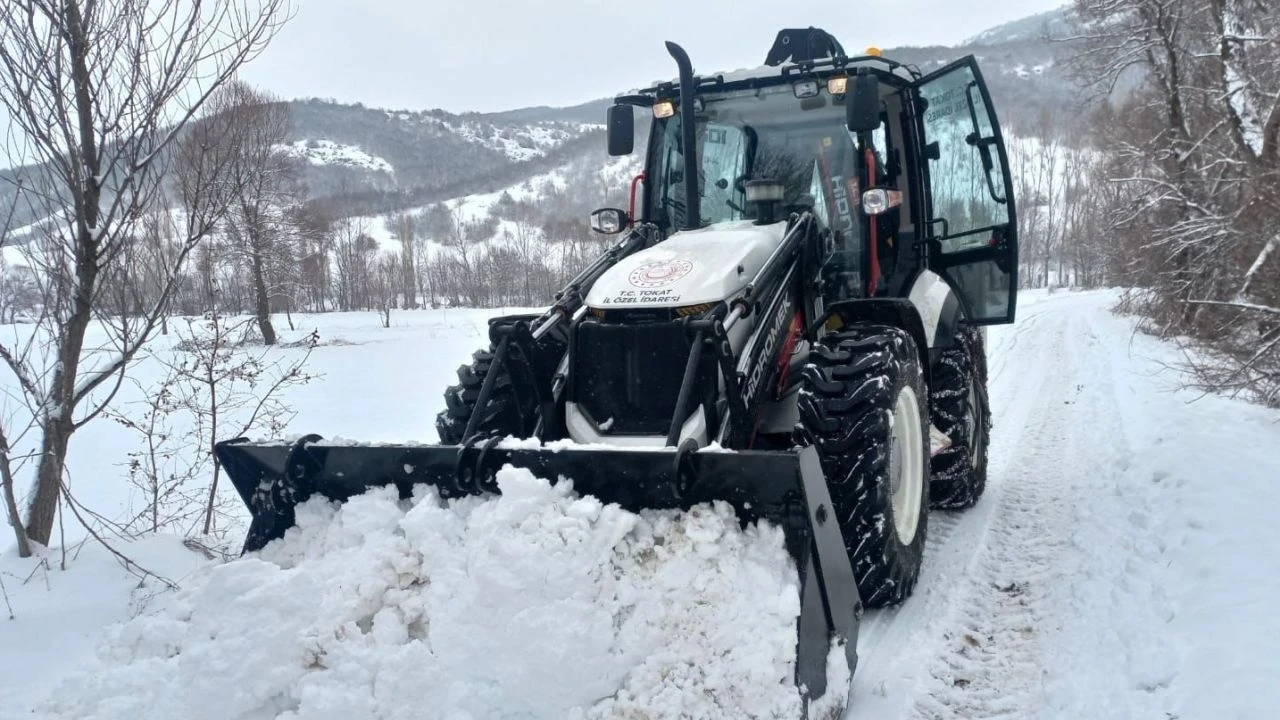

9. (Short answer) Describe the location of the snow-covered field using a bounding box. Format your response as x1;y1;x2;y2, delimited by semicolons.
3;289;1278;719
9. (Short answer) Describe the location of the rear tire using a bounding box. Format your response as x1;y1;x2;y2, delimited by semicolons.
928;326;990;509
798;325;930;608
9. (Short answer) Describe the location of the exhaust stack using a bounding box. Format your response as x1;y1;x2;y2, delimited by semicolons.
665;41;701;231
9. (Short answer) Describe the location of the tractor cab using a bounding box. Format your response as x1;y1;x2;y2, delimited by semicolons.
597;28;1020;325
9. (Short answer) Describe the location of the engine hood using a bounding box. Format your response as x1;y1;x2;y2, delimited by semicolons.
585;220;788;309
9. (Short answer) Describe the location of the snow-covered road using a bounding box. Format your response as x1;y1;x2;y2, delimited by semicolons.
3;289;1277;719
844;289;1280;720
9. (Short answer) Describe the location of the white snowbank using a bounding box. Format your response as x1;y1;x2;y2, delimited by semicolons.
34;467;843;719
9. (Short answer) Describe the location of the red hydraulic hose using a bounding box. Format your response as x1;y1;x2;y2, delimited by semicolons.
629;172;646;227
864;148;881;297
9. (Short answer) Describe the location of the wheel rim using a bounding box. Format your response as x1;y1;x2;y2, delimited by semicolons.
889;385;924;544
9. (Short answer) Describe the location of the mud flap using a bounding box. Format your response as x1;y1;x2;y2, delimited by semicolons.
214;437;861;708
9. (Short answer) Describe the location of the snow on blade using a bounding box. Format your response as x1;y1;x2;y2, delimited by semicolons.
35;467;845;720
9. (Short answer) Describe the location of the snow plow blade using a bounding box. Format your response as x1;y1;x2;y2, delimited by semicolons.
214;436;860;705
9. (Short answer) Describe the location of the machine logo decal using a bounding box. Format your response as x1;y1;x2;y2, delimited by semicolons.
628;259;693;288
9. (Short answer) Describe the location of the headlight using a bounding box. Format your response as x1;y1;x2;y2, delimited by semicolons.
792;79;820;99
862;189;903;215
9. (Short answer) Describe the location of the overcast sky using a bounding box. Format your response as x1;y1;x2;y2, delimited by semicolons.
239;0;1067;113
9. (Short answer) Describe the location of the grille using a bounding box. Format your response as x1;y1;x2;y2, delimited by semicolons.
571;320;717;436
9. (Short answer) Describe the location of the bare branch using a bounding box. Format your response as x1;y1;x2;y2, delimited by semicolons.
1185;299;1280;316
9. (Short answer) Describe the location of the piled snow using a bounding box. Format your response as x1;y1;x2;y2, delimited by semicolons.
276;140;394;174
0;537;214;712
33;467;842;719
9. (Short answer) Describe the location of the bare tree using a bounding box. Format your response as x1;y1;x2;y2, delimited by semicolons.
436;204;479;306
386;212;417;309
0;253;39;324
372;252;400;328
290;204;334;312
0;0;291;554
506;218;540;305
330;217;377;311
414;231;440;309
0;195;31;557
200;81;295;345
1065;0;1280;405
109;312;318;540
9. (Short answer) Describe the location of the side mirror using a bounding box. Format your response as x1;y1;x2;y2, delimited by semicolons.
590;207;630;234
607;104;634;156
846;73;881;134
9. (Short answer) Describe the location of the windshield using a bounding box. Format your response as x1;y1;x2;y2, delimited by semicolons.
648;83;862;244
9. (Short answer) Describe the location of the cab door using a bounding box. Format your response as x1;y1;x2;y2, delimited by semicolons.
913;56;1018;324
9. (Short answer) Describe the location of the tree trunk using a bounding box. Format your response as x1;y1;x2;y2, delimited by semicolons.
202;355;220;535
26;310;91;545
26;416;72;546
20;0;105;548
0;432;31;557
250;248;276;345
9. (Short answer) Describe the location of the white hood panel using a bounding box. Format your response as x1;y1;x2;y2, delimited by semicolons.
585;220;788;309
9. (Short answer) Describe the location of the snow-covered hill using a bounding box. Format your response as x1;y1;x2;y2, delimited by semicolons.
278;97;612;220
275;139;395;174
273;5;1085;223
964;6;1073;45
3;290;1278;718
0;7;1088;232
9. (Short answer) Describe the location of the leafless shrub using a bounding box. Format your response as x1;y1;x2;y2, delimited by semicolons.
108;313;319;543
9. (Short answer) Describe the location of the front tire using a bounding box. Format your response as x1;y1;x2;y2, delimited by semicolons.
928;325;990;509
799;325;930;608
435;345;529;444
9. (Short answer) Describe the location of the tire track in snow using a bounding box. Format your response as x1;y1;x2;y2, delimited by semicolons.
1029;301;1183;719
984;303;1048;387
846;291;1194;720
906;291;1180;720
907;295;1080;719
844;300;1058;717
849;510;964;699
